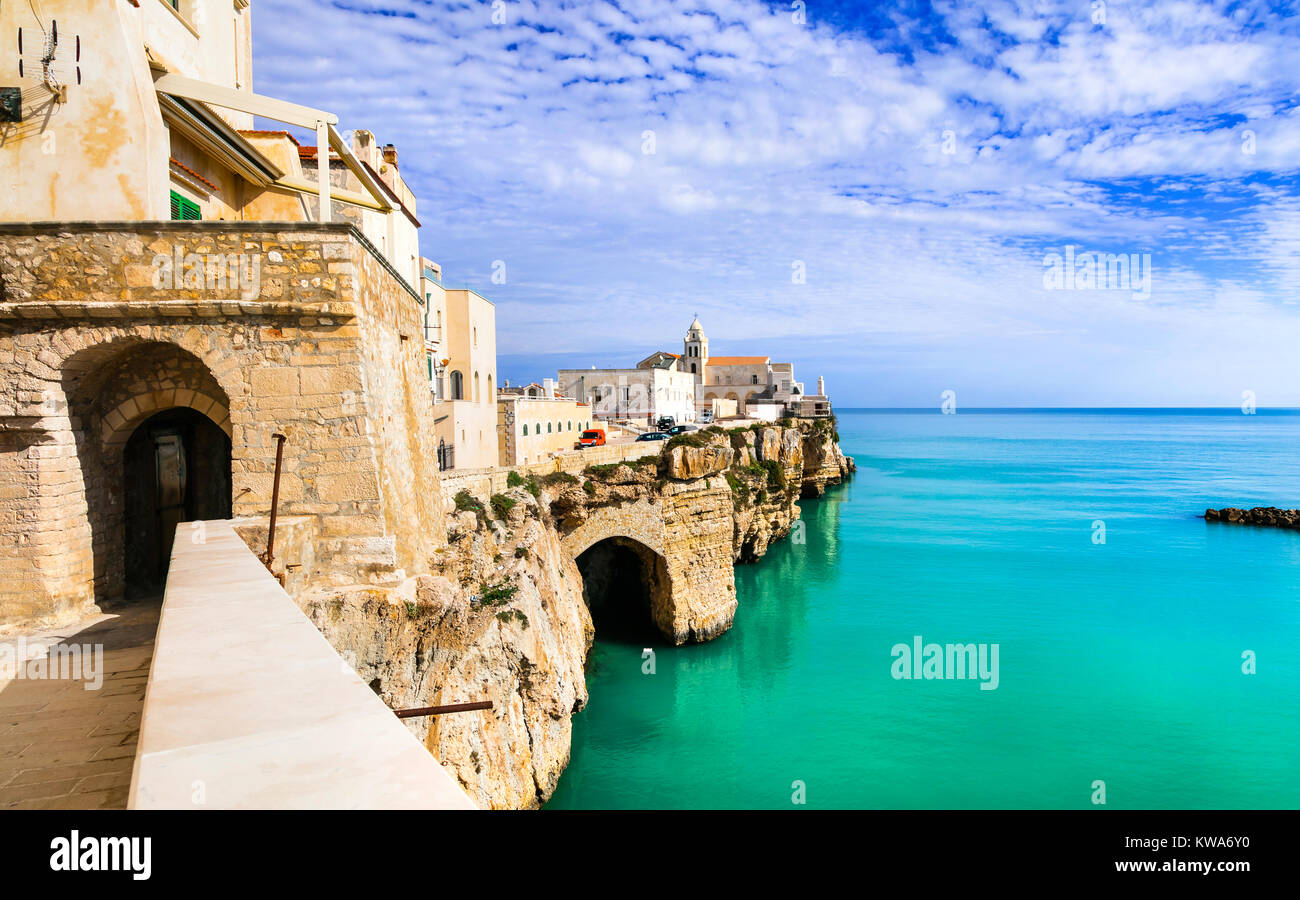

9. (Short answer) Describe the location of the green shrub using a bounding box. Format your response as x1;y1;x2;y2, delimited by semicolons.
404;602;418;618
514;546;529;559
454;490;483;514
583;480;597;495
490;493;517;520
541;471;579;488
479;579;518;605
496;609;529;629
726;472;750;502
762;458;785;489
506;470;527;488
666;431;711;450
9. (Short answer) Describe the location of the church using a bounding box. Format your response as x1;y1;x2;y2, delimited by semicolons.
557;317;833;426
682;318;832;420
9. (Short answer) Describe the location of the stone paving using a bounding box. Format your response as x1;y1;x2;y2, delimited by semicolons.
0;602;158;809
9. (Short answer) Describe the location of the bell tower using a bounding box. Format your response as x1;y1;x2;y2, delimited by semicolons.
684;316;708;377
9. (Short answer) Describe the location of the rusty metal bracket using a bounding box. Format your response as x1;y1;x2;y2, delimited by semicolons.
393;701;493;719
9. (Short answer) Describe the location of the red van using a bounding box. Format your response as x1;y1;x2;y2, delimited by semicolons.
576;428;606;449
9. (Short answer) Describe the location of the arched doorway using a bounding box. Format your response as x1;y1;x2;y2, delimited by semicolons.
61;340;234;608
122;408;232;599
575;537;672;642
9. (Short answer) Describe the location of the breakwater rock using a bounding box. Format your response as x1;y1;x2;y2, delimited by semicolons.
1205;506;1300;528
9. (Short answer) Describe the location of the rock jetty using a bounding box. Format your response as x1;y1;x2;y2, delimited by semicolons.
1204;506;1300;528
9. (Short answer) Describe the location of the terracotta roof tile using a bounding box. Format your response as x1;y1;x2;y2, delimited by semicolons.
169;157;218;193
707;355;769;366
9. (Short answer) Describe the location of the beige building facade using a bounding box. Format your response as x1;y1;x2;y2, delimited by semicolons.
434;288;498;469
0;0;417;281
683;318;833;419
497;394;594;465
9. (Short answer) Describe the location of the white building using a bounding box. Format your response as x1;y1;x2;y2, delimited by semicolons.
558;353;697;426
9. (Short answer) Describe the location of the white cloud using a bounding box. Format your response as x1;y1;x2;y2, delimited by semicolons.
253;0;1300;404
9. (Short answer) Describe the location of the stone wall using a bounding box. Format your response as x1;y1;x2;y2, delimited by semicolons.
0;222;445;626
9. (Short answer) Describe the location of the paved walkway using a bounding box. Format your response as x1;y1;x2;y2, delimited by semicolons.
0;603;158;809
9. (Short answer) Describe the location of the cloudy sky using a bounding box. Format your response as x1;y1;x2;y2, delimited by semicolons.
254;0;1300;406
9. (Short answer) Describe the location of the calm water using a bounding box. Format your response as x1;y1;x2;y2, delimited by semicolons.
546;410;1300;809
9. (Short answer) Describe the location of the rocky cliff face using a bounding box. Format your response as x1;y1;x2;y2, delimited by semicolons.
717;419;855;561
301;489;592;810
302;418;853;809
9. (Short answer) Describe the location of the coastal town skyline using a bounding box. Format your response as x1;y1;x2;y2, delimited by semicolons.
255;0;1300;407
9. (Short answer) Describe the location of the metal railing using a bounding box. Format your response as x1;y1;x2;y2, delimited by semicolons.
437;441;455;471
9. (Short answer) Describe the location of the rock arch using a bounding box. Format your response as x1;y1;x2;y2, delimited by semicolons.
560;500;667;560
559;501;678;641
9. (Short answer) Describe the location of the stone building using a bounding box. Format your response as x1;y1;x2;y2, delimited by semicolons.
683;318;833;420
0;223;445;626
0;2;458;625
557;354;697;427
497;379;594;465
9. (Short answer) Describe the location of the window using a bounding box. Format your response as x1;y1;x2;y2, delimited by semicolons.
555;422;561;433
568;421;572;431
170;190;201;221
473;371;480;402
449;370;464;400
751;374;759;385
547;422;552;433
523;424;528;436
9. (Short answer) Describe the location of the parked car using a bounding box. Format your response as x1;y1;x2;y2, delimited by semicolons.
656;415;676;431
667;424;698;435
700;409;714;424
636;431;670;442
575;428;606;449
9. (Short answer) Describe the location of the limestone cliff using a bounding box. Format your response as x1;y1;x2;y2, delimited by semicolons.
301;487;592;810
300;417;853;809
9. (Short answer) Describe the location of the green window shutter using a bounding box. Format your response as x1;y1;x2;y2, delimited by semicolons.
169;190;201;221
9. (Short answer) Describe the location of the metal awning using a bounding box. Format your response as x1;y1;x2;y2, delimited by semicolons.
157;93;284;187
152;72;395;219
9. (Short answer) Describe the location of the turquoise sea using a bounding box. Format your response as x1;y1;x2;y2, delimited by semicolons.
546;409;1300;809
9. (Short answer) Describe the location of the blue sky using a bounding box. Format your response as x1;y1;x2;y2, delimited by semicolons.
253;0;1300;406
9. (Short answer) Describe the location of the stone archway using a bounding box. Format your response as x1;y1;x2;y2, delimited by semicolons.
63;341;235;608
